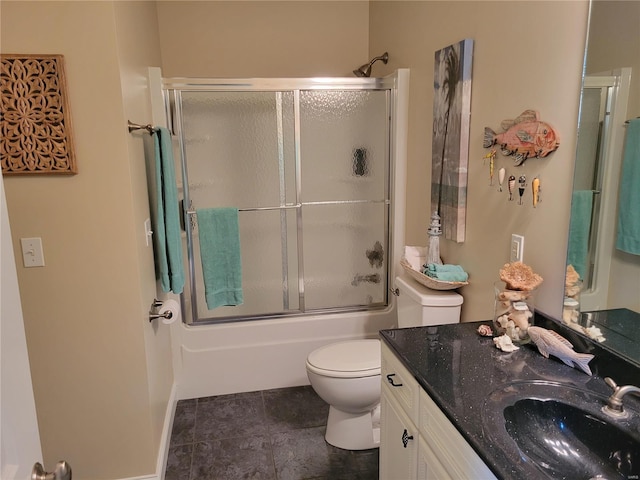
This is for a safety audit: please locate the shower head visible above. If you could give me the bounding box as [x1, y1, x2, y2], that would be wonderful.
[353, 52, 389, 78]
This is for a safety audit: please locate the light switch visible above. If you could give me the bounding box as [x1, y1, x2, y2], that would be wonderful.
[144, 218, 153, 247]
[21, 237, 45, 267]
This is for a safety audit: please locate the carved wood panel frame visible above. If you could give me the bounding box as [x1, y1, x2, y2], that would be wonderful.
[1, 54, 77, 175]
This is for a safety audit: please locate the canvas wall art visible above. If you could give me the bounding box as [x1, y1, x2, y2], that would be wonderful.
[431, 39, 473, 243]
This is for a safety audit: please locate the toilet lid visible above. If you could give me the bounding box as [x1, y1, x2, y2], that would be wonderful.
[307, 339, 381, 377]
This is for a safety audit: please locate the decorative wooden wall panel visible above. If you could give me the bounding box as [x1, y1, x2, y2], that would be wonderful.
[1, 54, 77, 175]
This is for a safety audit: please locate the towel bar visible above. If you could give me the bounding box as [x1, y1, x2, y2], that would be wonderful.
[128, 120, 155, 134]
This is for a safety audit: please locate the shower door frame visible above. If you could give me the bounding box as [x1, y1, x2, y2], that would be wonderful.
[163, 76, 399, 325]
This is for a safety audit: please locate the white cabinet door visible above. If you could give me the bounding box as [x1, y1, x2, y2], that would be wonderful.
[380, 388, 418, 480]
[417, 435, 452, 480]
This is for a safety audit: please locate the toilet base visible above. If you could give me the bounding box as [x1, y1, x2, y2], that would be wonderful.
[324, 404, 380, 450]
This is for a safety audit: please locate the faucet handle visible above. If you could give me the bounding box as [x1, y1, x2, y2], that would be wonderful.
[604, 377, 619, 391]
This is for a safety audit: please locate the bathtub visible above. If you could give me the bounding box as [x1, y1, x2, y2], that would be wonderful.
[170, 306, 396, 400]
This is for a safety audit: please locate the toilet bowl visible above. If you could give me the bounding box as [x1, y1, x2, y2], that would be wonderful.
[305, 339, 381, 450]
[306, 274, 463, 450]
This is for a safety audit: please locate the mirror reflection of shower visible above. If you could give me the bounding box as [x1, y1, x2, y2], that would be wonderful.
[568, 69, 631, 311]
[353, 52, 389, 77]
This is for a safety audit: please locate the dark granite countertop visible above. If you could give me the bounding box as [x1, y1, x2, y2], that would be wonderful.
[380, 315, 640, 480]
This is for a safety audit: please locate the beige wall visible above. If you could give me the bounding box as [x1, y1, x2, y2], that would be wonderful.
[369, 1, 589, 321]
[156, 0, 370, 78]
[587, 0, 640, 312]
[1, 2, 169, 478]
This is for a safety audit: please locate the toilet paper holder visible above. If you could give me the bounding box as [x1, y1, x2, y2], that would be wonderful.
[149, 299, 173, 322]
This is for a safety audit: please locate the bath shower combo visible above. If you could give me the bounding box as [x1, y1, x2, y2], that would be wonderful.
[141, 67, 410, 399]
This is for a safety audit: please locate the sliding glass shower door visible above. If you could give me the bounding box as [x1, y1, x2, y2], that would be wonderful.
[166, 79, 392, 324]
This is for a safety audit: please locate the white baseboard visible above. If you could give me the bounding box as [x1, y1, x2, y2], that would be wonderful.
[116, 382, 178, 480]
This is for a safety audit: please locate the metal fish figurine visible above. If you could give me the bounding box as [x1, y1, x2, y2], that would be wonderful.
[498, 167, 506, 192]
[532, 177, 541, 207]
[518, 175, 526, 205]
[508, 175, 516, 201]
[483, 110, 559, 166]
[527, 326, 594, 375]
[483, 149, 496, 185]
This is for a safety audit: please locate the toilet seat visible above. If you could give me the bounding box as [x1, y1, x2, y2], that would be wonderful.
[306, 339, 381, 378]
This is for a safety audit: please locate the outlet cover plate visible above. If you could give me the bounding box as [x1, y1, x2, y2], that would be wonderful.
[510, 234, 524, 263]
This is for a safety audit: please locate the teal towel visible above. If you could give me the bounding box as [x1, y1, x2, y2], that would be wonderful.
[616, 118, 640, 255]
[567, 190, 594, 279]
[154, 127, 184, 294]
[196, 208, 243, 309]
[423, 263, 468, 282]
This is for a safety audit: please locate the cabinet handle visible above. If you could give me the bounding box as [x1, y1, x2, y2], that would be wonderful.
[386, 373, 403, 387]
[402, 429, 414, 448]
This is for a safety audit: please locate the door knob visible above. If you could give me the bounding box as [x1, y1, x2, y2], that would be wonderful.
[32, 460, 72, 480]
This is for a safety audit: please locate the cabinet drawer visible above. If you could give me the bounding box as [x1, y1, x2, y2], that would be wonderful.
[419, 389, 497, 479]
[381, 342, 419, 422]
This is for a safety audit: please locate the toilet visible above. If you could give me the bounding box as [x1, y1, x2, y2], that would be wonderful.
[305, 274, 463, 450]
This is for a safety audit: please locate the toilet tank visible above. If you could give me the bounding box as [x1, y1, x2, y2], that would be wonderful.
[395, 275, 463, 327]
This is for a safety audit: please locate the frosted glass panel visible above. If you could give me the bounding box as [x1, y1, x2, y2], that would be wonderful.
[302, 203, 387, 310]
[194, 209, 300, 319]
[300, 90, 389, 202]
[171, 84, 393, 324]
[181, 91, 296, 208]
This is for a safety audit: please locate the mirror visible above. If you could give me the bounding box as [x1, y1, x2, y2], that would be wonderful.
[563, 0, 640, 365]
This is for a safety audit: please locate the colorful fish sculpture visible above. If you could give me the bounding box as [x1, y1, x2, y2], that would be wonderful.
[483, 110, 559, 166]
[527, 326, 594, 375]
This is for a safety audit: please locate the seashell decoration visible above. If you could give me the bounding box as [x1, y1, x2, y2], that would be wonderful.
[493, 334, 519, 352]
[494, 261, 543, 344]
[477, 324, 493, 337]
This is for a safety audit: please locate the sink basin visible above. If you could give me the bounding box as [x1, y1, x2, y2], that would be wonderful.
[482, 381, 640, 479]
[505, 397, 639, 478]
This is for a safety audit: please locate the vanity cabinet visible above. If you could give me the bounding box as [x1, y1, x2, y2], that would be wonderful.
[380, 342, 496, 480]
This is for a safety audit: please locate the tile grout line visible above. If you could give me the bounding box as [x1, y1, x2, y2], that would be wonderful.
[187, 398, 199, 480]
[261, 390, 280, 479]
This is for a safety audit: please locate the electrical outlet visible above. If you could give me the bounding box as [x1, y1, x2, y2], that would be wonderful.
[510, 234, 524, 263]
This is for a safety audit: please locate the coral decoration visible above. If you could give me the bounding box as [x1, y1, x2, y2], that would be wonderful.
[499, 262, 543, 291]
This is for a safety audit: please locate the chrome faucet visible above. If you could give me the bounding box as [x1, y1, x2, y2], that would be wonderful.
[602, 377, 640, 418]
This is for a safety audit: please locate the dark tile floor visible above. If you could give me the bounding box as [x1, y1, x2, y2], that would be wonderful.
[165, 385, 379, 480]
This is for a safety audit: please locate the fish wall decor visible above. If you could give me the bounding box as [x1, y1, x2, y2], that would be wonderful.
[483, 110, 559, 166]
